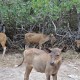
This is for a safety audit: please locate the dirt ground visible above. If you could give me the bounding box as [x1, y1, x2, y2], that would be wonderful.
[0, 50, 80, 80]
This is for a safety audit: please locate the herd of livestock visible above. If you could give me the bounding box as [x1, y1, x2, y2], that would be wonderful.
[0, 31, 80, 80]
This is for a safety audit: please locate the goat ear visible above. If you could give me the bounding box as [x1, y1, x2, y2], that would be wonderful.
[44, 48, 52, 53]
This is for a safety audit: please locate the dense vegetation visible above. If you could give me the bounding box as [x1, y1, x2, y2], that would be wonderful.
[0, 0, 80, 32]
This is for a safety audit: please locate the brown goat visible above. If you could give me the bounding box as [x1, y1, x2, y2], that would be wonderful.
[18, 48, 62, 80]
[25, 32, 56, 49]
[0, 33, 7, 58]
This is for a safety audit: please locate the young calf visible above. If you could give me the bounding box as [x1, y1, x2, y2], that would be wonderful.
[0, 33, 7, 58]
[25, 32, 56, 49]
[19, 48, 62, 80]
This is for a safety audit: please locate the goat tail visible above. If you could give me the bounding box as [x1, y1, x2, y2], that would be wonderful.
[14, 53, 24, 67]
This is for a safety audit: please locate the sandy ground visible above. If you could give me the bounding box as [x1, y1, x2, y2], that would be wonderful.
[0, 50, 80, 80]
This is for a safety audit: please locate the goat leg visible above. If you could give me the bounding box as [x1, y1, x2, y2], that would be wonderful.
[24, 65, 32, 80]
[46, 73, 50, 80]
[52, 74, 57, 80]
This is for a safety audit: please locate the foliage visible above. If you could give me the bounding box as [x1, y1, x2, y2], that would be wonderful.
[0, 0, 80, 29]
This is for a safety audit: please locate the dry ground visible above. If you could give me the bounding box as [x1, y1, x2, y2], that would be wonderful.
[0, 50, 80, 80]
